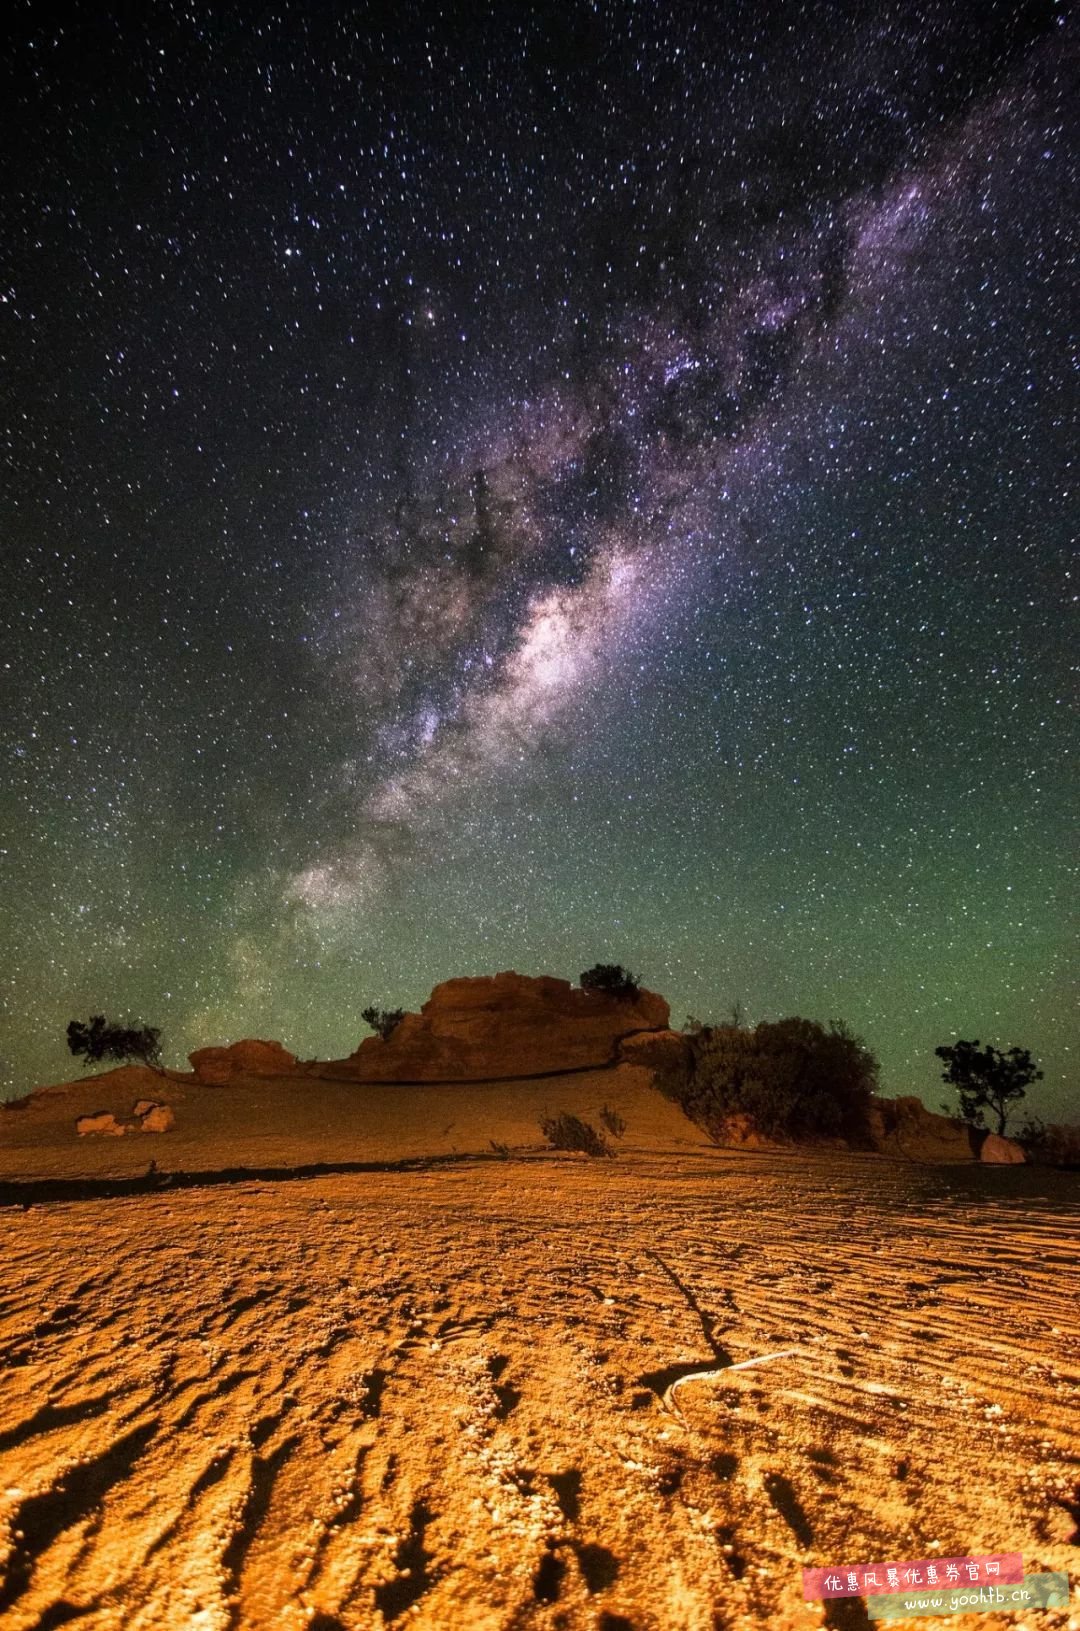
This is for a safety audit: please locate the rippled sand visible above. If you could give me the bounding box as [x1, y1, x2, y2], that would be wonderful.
[1, 1084, 1078, 1629]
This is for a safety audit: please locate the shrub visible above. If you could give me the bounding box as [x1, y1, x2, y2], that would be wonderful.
[598, 1103, 627, 1139]
[579, 963, 640, 1001]
[67, 1016, 163, 1073]
[538, 1112, 613, 1158]
[1013, 1117, 1080, 1169]
[1014, 1113, 1046, 1149]
[654, 1047, 695, 1107]
[664, 1016, 878, 1146]
[361, 1005, 405, 1041]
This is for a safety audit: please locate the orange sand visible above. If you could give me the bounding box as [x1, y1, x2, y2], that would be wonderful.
[0, 1068, 1077, 1629]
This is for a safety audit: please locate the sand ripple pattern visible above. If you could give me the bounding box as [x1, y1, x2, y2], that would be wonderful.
[0, 1152, 1077, 1629]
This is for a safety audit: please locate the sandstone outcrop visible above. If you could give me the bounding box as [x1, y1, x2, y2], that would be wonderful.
[978, 1132, 1025, 1164]
[189, 1039, 297, 1085]
[134, 1101, 175, 1133]
[616, 1029, 691, 1074]
[326, 972, 671, 1082]
[76, 1111, 126, 1137]
[867, 1096, 977, 1162]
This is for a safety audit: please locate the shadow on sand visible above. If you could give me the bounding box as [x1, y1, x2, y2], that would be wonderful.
[0, 1150, 530, 1210]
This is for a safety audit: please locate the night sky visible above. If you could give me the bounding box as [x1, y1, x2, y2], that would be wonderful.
[2, 2, 1076, 1119]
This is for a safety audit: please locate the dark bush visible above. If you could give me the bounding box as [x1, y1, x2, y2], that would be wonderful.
[663, 1016, 878, 1146]
[1013, 1117, 1080, 1169]
[361, 1005, 405, 1041]
[579, 964, 640, 1001]
[598, 1103, 627, 1139]
[67, 1016, 163, 1072]
[539, 1112, 613, 1157]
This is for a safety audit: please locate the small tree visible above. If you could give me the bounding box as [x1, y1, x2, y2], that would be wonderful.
[579, 963, 640, 1001]
[67, 1015, 163, 1073]
[361, 1005, 405, 1041]
[935, 1039, 1042, 1136]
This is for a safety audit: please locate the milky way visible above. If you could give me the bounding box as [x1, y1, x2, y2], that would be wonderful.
[2, 3, 1076, 1115]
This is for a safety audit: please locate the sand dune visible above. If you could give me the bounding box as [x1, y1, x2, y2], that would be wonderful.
[0, 1070, 1077, 1628]
[0, 1062, 700, 1183]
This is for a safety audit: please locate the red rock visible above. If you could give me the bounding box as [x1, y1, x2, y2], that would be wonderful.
[326, 972, 671, 1082]
[188, 1039, 297, 1085]
[76, 1111, 126, 1137]
[867, 1097, 977, 1162]
[135, 1102, 175, 1133]
[617, 1029, 691, 1074]
[979, 1132, 1025, 1164]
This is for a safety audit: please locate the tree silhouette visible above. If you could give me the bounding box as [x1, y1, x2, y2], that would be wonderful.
[935, 1039, 1042, 1135]
[361, 1005, 405, 1041]
[67, 1015, 163, 1073]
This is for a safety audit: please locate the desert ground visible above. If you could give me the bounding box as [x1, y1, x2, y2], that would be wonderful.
[1, 1064, 1078, 1631]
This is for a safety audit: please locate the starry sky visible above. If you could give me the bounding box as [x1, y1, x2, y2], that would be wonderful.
[2, 1, 1076, 1119]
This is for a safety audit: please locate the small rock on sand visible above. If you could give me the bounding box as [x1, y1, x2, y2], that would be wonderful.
[138, 1104, 175, 1133]
[76, 1112, 126, 1137]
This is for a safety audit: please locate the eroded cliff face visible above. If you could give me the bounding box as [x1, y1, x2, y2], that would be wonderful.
[324, 971, 671, 1082]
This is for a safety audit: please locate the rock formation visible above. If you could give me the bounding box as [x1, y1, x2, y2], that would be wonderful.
[867, 1096, 979, 1162]
[325, 972, 671, 1082]
[134, 1101, 175, 1133]
[978, 1131, 1026, 1164]
[616, 1029, 691, 1074]
[189, 1039, 297, 1085]
[74, 1100, 175, 1135]
[76, 1111, 126, 1137]
[696, 1097, 1022, 1161]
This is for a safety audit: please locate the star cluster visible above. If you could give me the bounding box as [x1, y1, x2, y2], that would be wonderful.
[2, 1, 1076, 1118]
